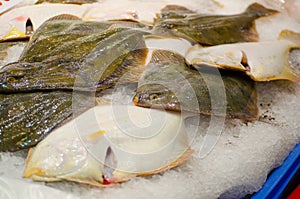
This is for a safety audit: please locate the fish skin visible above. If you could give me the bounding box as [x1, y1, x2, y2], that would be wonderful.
[0, 16, 149, 92]
[134, 50, 258, 121]
[0, 91, 73, 152]
[154, 3, 278, 45]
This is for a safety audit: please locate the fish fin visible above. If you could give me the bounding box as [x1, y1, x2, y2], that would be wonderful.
[245, 3, 278, 17]
[150, 50, 185, 65]
[114, 48, 149, 84]
[278, 30, 300, 45]
[243, 23, 259, 42]
[137, 148, 193, 177]
[102, 147, 118, 184]
[46, 14, 81, 22]
[161, 5, 192, 13]
[233, 88, 258, 121]
[95, 97, 112, 106]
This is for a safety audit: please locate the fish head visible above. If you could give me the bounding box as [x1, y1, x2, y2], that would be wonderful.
[0, 62, 38, 90]
[134, 83, 180, 111]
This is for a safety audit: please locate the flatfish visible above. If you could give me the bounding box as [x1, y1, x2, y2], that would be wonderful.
[134, 50, 258, 121]
[154, 3, 277, 45]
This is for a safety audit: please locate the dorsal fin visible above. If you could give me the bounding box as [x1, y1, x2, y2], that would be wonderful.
[150, 50, 185, 65]
[46, 14, 81, 22]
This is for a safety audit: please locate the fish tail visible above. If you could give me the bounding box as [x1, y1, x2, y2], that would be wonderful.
[246, 3, 278, 17]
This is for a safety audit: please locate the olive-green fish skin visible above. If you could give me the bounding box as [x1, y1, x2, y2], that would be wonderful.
[0, 91, 73, 152]
[154, 3, 278, 45]
[0, 18, 149, 92]
[134, 51, 258, 121]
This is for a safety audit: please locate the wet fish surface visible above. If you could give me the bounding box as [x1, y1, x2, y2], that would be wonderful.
[0, 91, 73, 152]
[134, 50, 258, 121]
[0, 15, 149, 92]
[154, 3, 277, 45]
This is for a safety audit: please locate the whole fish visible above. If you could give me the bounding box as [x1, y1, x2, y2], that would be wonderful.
[134, 50, 258, 121]
[154, 3, 278, 45]
[0, 15, 149, 92]
[0, 91, 73, 152]
[23, 103, 191, 186]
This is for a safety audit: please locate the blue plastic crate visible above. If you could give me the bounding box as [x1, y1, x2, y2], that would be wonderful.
[252, 142, 300, 199]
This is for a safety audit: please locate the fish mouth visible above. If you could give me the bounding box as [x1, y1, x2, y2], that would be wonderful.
[133, 94, 149, 108]
[133, 95, 139, 105]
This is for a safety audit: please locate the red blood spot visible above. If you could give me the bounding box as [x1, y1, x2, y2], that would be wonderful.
[103, 179, 111, 185]
[0, 2, 2, 6]
[102, 175, 111, 185]
[4, 0, 10, 2]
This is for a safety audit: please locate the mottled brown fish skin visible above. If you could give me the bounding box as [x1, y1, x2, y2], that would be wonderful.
[134, 50, 258, 121]
[154, 3, 278, 45]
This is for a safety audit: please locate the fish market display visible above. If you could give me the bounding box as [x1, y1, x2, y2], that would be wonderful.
[0, 15, 149, 92]
[134, 50, 258, 121]
[153, 3, 277, 45]
[0, 0, 299, 193]
[185, 39, 300, 82]
[24, 104, 191, 186]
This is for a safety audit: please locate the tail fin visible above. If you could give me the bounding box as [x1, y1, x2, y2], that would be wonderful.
[246, 3, 278, 17]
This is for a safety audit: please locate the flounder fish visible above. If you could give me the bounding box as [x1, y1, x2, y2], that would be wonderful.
[154, 3, 278, 45]
[0, 15, 149, 92]
[185, 31, 300, 82]
[23, 103, 191, 186]
[134, 50, 258, 121]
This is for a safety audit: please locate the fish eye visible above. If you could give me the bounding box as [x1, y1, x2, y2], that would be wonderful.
[149, 93, 159, 100]
[6, 77, 16, 83]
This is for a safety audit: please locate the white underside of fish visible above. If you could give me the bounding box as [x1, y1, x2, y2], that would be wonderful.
[0, 3, 90, 40]
[0, 42, 26, 68]
[24, 103, 191, 186]
[186, 39, 300, 82]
